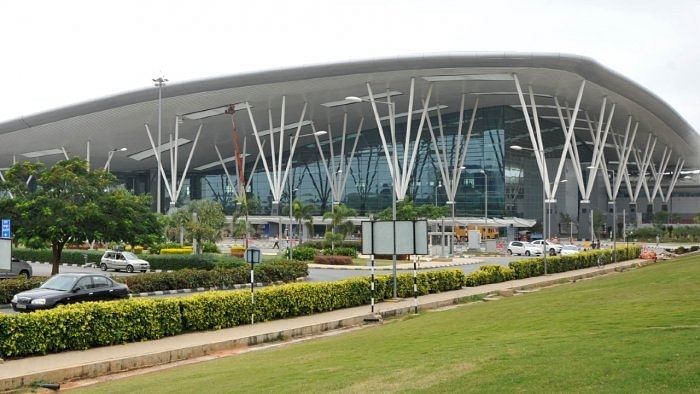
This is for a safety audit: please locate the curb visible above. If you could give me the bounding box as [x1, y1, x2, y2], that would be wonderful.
[308, 260, 480, 270]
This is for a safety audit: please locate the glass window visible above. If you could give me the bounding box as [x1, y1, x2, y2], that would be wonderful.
[92, 276, 111, 289]
[75, 277, 93, 290]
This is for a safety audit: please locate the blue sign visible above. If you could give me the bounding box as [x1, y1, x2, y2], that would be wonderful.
[1, 219, 10, 239]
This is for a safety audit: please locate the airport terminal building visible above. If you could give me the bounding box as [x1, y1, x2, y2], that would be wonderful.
[0, 53, 698, 239]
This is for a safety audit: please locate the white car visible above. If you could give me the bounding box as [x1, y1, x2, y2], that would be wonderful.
[100, 251, 150, 273]
[560, 245, 582, 256]
[507, 241, 543, 256]
[530, 240, 563, 255]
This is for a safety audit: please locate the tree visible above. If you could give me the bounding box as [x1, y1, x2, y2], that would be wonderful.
[292, 199, 315, 243]
[592, 210, 605, 241]
[376, 198, 448, 221]
[323, 204, 357, 249]
[0, 158, 162, 274]
[181, 200, 226, 254]
[653, 211, 669, 227]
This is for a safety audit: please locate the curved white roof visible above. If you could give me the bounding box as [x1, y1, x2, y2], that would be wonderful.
[0, 52, 697, 170]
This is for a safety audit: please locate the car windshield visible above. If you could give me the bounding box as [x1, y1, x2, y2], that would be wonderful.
[122, 252, 138, 260]
[40, 275, 78, 291]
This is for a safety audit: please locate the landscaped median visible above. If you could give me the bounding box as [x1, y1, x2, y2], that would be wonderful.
[0, 247, 641, 359]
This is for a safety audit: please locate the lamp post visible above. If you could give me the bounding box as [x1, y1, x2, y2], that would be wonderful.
[479, 169, 487, 225]
[346, 96, 399, 298]
[510, 145, 548, 274]
[104, 147, 127, 172]
[153, 76, 167, 213]
[287, 131, 326, 260]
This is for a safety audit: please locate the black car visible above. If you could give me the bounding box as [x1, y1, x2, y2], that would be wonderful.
[10, 273, 129, 312]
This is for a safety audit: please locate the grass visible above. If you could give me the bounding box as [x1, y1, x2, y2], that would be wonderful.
[73, 255, 700, 393]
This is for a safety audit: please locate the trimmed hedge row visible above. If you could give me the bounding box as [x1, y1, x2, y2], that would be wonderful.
[0, 278, 46, 304]
[0, 269, 463, 358]
[300, 240, 361, 251]
[10, 248, 244, 271]
[116, 261, 309, 293]
[313, 255, 353, 265]
[508, 246, 641, 279]
[322, 247, 358, 258]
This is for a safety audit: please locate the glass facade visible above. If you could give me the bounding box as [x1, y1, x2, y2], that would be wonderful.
[166, 105, 592, 219]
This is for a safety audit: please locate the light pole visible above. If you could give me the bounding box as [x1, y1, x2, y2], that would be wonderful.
[153, 76, 167, 213]
[104, 147, 127, 172]
[287, 131, 326, 259]
[346, 96, 399, 298]
[479, 169, 488, 225]
[510, 145, 548, 274]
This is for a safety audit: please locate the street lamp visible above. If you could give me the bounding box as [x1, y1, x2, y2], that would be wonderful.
[104, 147, 128, 172]
[153, 76, 167, 213]
[479, 169, 487, 225]
[510, 145, 548, 274]
[345, 95, 400, 298]
[287, 131, 326, 260]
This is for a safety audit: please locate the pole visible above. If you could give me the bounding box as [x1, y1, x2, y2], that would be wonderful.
[392, 187, 397, 298]
[484, 172, 488, 225]
[542, 157, 547, 275]
[613, 201, 617, 264]
[413, 256, 418, 314]
[451, 202, 455, 256]
[289, 136, 293, 262]
[371, 254, 375, 313]
[250, 261, 255, 324]
[156, 79, 163, 214]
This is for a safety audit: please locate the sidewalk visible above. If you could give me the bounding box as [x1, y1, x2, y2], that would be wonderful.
[0, 257, 654, 391]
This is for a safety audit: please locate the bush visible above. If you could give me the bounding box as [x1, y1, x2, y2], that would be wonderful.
[0, 299, 182, 358]
[117, 261, 308, 293]
[284, 246, 317, 261]
[160, 248, 193, 255]
[690, 245, 699, 252]
[0, 277, 46, 304]
[300, 240, 361, 251]
[322, 247, 358, 258]
[143, 253, 219, 271]
[674, 246, 687, 255]
[463, 265, 515, 287]
[314, 255, 353, 265]
[508, 246, 641, 280]
[202, 242, 220, 254]
[11, 248, 104, 265]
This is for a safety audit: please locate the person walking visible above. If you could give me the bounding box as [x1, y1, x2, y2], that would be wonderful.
[272, 236, 280, 249]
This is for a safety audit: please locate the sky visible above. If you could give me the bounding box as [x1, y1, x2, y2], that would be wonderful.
[1, 0, 699, 132]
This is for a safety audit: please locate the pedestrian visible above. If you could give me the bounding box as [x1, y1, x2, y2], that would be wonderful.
[273, 236, 279, 249]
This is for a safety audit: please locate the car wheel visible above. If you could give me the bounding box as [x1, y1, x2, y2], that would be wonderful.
[550, 248, 556, 254]
[100, 263, 108, 271]
[18, 270, 30, 279]
[126, 265, 134, 273]
[525, 251, 531, 256]
[140, 270, 147, 273]
[507, 249, 512, 255]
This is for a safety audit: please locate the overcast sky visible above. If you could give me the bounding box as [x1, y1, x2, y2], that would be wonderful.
[1, 0, 698, 132]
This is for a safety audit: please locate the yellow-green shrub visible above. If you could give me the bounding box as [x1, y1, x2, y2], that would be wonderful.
[160, 248, 193, 255]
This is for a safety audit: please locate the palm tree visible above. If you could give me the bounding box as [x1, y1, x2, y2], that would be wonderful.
[292, 199, 315, 245]
[323, 204, 357, 249]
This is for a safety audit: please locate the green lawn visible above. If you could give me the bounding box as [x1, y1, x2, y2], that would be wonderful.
[74, 255, 700, 393]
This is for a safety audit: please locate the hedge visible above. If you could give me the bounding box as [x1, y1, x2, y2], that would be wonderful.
[10, 248, 243, 271]
[464, 265, 515, 287]
[284, 246, 317, 261]
[322, 247, 358, 258]
[508, 246, 641, 279]
[313, 255, 353, 265]
[0, 269, 463, 358]
[0, 277, 46, 304]
[300, 240, 361, 251]
[117, 261, 309, 293]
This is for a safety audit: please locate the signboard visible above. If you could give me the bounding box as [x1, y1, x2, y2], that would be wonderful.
[1, 219, 10, 239]
[0, 238, 10, 270]
[361, 220, 428, 255]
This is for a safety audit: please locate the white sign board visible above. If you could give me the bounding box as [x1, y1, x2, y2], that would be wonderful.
[468, 230, 481, 250]
[361, 220, 428, 255]
[0, 239, 11, 270]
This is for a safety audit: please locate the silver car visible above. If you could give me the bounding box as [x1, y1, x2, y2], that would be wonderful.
[100, 251, 150, 273]
[0, 257, 33, 279]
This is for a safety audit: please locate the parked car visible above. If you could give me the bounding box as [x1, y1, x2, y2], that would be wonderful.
[10, 273, 129, 312]
[530, 240, 563, 255]
[100, 251, 150, 273]
[0, 257, 33, 279]
[507, 241, 543, 256]
[560, 245, 582, 256]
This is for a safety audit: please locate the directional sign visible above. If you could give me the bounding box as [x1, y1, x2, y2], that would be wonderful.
[1, 219, 10, 239]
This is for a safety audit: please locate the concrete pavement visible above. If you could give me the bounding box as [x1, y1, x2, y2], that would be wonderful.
[0, 256, 658, 391]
